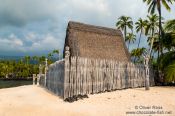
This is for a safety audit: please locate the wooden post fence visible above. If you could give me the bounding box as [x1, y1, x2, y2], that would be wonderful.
[39, 47, 155, 100]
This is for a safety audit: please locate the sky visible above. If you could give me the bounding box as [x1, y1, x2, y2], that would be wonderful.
[0, 0, 174, 56]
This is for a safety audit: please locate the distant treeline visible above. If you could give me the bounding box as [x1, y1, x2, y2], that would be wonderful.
[0, 50, 60, 79]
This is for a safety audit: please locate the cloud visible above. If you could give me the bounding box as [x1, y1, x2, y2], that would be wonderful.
[0, 0, 174, 28]
[0, 0, 112, 28]
[9, 34, 23, 46]
[0, 34, 24, 52]
[13, 39, 23, 46]
[0, 33, 62, 56]
[0, 0, 174, 56]
[0, 0, 61, 27]
[29, 34, 60, 51]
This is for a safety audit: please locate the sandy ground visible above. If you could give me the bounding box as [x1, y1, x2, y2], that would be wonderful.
[0, 86, 175, 116]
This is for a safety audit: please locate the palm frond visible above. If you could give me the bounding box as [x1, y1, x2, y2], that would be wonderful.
[162, 0, 171, 11]
[158, 51, 175, 70]
[165, 62, 175, 82]
[164, 19, 175, 32]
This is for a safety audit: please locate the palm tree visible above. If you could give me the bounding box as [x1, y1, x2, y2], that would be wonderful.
[131, 49, 139, 63]
[125, 33, 136, 50]
[143, 0, 175, 55]
[135, 18, 147, 48]
[164, 19, 175, 51]
[145, 14, 159, 36]
[145, 14, 159, 57]
[116, 16, 133, 40]
[164, 19, 175, 32]
[32, 56, 39, 64]
[131, 47, 146, 63]
[165, 63, 175, 82]
[147, 34, 161, 58]
[39, 56, 46, 64]
[52, 49, 60, 60]
[158, 51, 175, 83]
[2, 63, 9, 78]
[163, 33, 175, 51]
[24, 56, 31, 65]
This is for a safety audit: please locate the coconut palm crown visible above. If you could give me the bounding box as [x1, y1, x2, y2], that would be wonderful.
[135, 18, 147, 48]
[116, 16, 133, 41]
[143, 0, 175, 55]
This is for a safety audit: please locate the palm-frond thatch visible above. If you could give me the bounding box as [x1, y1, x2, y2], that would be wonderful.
[64, 21, 130, 62]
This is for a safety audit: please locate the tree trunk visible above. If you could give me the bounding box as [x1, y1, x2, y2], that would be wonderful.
[149, 29, 154, 58]
[158, 2, 163, 83]
[134, 31, 142, 63]
[150, 38, 154, 57]
[124, 26, 127, 41]
[137, 30, 142, 48]
[158, 2, 164, 56]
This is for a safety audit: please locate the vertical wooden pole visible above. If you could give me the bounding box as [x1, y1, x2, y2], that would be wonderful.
[33, 74, 35, 85]
[37, 64, 42, 86]
[144, 56, 150, 90]
[45, 58, 48, 87]
[64, 46, 70, 99]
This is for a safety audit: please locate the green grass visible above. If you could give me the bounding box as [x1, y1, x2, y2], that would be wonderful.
[0, 80, 32, 89]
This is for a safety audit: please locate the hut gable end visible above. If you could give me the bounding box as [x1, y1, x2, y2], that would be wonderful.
[64, 21, 130, 62]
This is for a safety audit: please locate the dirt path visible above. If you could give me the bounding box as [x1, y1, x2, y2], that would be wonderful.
[0, 85, 174, 116]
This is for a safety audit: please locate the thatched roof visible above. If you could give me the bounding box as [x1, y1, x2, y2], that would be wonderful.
[64, 21, 130, 62]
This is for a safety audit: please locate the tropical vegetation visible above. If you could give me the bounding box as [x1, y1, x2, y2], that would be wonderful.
[1, 1, 175, 85]
[116, 1, 175, 84]
[116, 16, 133, 41]
[0, 49, 60, 79]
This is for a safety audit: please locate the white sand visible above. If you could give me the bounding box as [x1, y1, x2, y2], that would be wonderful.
[0, 85, 175, 116]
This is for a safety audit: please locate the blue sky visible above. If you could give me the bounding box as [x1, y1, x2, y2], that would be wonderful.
[0, 0, 174, 56]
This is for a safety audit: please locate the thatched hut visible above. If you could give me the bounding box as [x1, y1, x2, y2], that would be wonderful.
[64, 21, 130, 62]
[40, 21, 154, 100]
